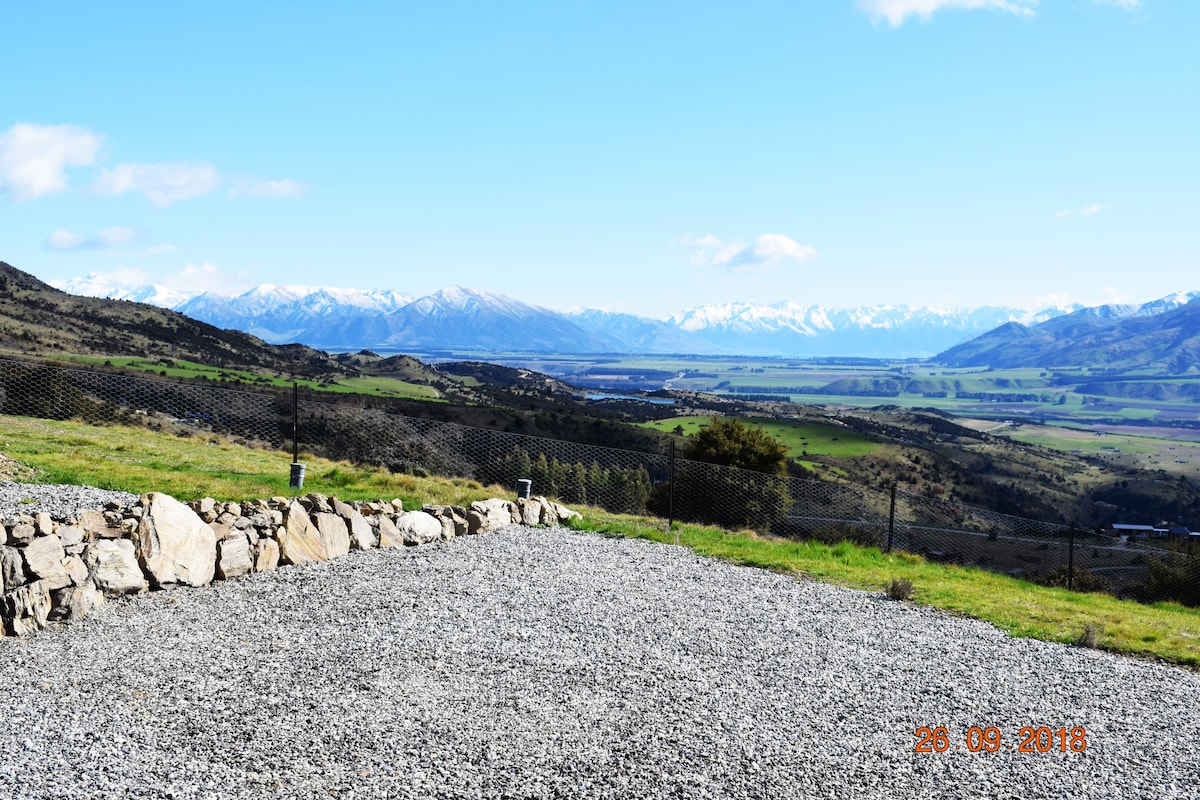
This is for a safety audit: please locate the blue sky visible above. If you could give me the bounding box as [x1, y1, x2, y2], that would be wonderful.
[1, 0, 1194, 316]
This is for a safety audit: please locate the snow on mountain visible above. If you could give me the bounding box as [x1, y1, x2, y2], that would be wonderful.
[404, 286, 540, 321]
[173, 285, 415, 346]
[51, 272, 1199, 357]
[1135, 291, 1200, 317]
[661, 301, 1059, 357]
[51, 273, 198, 308]
[385, 287, 616, 352]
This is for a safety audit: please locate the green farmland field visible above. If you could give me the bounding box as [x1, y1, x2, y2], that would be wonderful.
[51, 355, 443, 401]
[642, 416, 878, 458]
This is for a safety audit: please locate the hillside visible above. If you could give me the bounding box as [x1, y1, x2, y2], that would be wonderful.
[939, 299, 1200, 373]
[0, 262, 350, 380]
[7, 259, 1200, 529]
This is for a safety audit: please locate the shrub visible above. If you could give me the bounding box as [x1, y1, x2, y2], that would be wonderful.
[1127, 552, 1200, 608]
[1075, 622, 1104, 649]
[655, 417, 793, 531]
[887, 577, 914, 601]
[1037, 565, 1111, 594]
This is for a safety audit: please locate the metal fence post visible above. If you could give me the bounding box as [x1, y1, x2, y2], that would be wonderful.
[289, 382, 306, 491]
[886, 483, 896, 554]
[292, 382, 299, 464]
[669, 438, 677, 545]
[1067, 522, 1076, 592]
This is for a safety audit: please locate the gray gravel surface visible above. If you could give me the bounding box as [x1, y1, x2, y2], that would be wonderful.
[0, 482, 139, 521]
[3, 523, 1199, 799]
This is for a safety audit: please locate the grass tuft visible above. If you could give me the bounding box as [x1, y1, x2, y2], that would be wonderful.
[887, 577, 915, 601]
[1075, 622, 1104, 649]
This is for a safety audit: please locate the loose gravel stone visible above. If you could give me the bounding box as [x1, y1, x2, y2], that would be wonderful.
[0, 482, 138, 521]
[2, 523, 1198, 799]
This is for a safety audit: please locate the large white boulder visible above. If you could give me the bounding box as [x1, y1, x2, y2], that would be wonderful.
[136, 493, 217, 588]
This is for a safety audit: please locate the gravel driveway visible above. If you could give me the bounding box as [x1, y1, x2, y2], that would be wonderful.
[3, 524, 1198, 799]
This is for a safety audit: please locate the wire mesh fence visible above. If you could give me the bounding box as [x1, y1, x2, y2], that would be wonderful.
[0, 357, 282, 446]
[1, 356, 1198, 607]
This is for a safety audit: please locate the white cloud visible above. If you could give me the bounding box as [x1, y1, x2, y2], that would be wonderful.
[164, 261, 250, 294]
[678, 233, 818, 272]
[44, 225, 140, 251]
[93, 162, 221, 207]
[229, 178, 310, 198]
[50, 266, 153, 296]
[0, 123, 102, 203]
[1054, 203, 1107, 219]
[856, 0, 1038, 26]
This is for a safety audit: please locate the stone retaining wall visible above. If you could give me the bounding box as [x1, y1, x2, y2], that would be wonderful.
[0, 492, 580, 636]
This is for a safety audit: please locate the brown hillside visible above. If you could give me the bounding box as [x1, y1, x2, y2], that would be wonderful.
[0, 261, 349, 379]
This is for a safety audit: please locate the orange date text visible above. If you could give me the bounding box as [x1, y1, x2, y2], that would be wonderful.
[914, 726, 1087, 753]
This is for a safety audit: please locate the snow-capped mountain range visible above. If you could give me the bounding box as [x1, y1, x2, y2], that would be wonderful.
[50, 273, 1200, 358]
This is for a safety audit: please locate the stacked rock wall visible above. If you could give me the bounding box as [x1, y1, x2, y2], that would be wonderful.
[0, 492, 580, 636]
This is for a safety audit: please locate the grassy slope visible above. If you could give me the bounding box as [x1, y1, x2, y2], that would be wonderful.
[54, 355, 443, 401]
[2, 413, 1197, 668]
[0, 415, 497, 507]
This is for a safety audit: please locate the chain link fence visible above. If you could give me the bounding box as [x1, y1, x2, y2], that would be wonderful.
[2, 356, 1198, 607]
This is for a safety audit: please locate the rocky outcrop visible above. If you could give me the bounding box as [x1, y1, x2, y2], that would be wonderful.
[1, 491, 582, 636]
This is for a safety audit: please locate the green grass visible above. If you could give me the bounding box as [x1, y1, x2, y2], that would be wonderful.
[60, 356, 279, 385]
[52, 354, 443, 401]
[2, 412, 1198, 669]
[642, 416, 877, 458]
[0, 414, 499, 507]
[317, 376, 442, 399]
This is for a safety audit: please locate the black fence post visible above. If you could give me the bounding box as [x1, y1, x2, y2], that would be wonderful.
[292, 382, 299, 464]
[288, 382, 306, 491]
[1067, 522, 1076, 592]
[887, 483, 896, 554]
[669, 438, 677, 544]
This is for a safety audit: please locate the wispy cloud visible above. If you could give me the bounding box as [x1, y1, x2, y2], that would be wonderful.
[229, 178, 310, 199]
[677, 233, 818, 272]
[3, 122, 305, 209]
[164, 262, 250, 294]
[0, 123, 102, 203]
[856, 0, 1038, 27]
[44, 226, 141, 251]
[93, 162, 222, 207]
[49, 266, 153, 296]
[1053, 203, 1107, 219]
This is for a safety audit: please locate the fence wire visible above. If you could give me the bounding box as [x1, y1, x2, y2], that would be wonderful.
[0, 358, 281, 445]
[1, 356, 1198, 607]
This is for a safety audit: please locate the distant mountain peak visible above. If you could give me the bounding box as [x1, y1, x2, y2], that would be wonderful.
[47, 267, 1200, 360]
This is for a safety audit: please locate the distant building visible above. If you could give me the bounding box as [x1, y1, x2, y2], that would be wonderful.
[1109, 523, 1168, 539]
